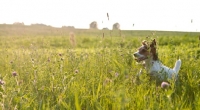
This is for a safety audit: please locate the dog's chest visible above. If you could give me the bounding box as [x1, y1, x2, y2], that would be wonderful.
[150, 61, 163, 72]
[145, 61, 162, 72]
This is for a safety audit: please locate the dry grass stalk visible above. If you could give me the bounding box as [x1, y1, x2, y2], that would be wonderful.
[69, 32, 76, 47]
[198, 35, 200, 47]
[122, 35, 125, 42]
[107, 13, 109, 21]
[119, 30, 121, 37]
[100, 32, 105, 42]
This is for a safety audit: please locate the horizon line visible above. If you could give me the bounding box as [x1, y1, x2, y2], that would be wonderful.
[0, 23, 199, 33]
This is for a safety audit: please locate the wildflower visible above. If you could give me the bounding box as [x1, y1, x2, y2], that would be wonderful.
[47, 57, 50, 62]
[0, 80, 5, 85]
[115, 72, 119, 77]
[12, 71, 17, 77]
[161, 82, 170, 89]
[75, 70, 79, 74]
[61, 58, 64, 61]
[59, 53, 62, 56]
[10, 61, 13, 64]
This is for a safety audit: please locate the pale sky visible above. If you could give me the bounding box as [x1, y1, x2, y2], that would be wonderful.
[0, 0, 200, 32]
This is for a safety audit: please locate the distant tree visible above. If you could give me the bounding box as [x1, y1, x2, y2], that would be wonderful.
[112, 23, 120, 30]
[13, 22, 24, 25]
[89, 21, 98, 29]
[31, 23, 50, 27]
[102, 27, 109, 30]
[62, 26, 75, 29]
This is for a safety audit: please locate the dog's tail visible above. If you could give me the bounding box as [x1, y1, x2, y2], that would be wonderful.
[173, 59, 181, 75]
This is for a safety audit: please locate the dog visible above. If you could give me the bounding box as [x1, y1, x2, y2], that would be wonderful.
[133, 39, 181, 83]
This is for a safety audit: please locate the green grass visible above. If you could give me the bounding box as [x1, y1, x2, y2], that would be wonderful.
[0, 26, 200, 109]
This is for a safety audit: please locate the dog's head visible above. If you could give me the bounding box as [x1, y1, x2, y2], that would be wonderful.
[134, 39, 158, 62]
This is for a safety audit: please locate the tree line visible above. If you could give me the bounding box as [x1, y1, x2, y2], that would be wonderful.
[90, 21, 120, 30]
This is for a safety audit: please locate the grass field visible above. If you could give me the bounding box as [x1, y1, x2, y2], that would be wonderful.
[0, 25, 200, 109]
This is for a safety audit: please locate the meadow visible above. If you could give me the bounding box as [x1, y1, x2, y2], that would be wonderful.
[0, 24, 200, 109]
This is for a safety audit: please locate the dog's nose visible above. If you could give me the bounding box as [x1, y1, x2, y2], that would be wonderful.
[133, 53, 137, 57]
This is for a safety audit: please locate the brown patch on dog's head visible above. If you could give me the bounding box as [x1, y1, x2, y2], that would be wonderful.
[142, 40, 147, 46]
[150, 39, 158, 60]
[139, 40, 149, 55]
[133, 40, 149, 62]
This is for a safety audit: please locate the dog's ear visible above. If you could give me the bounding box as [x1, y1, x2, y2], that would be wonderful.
[151, 39, 156, 46]
[153, 39, 156, 46]
[150, 39, 158, 60]
[150, 39, 156, 47]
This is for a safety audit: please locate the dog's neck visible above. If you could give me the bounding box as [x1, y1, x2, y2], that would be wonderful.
[143, 56, 160, 72]
[143, 56, 152, 68]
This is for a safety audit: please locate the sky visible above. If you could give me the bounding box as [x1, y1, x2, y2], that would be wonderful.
[0, 0, 200, 32]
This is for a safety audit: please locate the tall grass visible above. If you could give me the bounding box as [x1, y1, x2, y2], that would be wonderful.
[0, 30, 200, 109]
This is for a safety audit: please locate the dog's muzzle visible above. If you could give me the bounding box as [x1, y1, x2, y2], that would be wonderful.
[133, 53, 138, 57]
[133, 52, 147, 62]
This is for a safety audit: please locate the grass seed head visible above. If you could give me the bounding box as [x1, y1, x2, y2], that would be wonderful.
[161, 82, 170, 89]
[12, 71, 17, 77]
[107, 13, 109, 20]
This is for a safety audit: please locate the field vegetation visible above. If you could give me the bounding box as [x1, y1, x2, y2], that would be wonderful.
[0, 24, 200, 109]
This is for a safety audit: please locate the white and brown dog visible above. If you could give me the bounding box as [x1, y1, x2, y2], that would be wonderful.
[134, 39, 181, 83]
